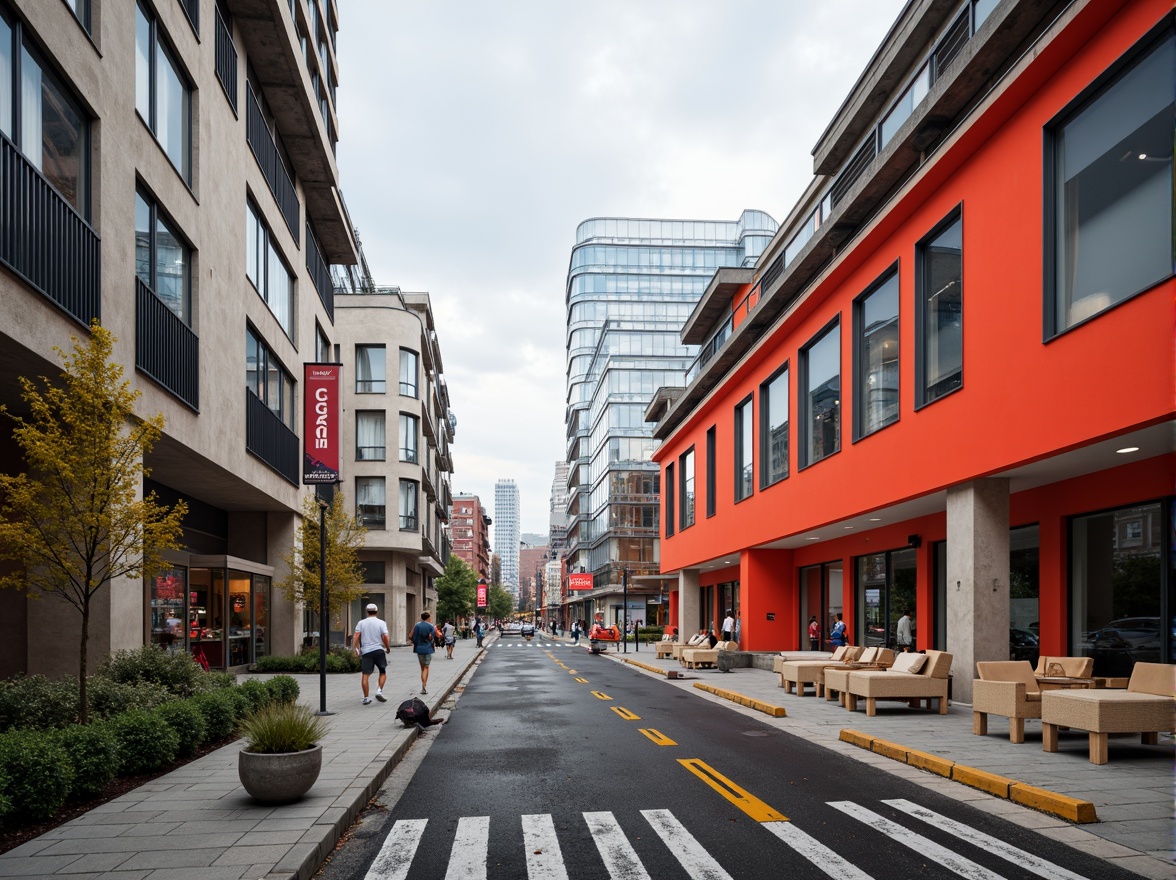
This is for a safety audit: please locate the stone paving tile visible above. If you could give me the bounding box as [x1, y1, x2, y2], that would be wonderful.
[233, 829, 306, 847]
[38, 832, 245, 856]
[140, 867, 248, 880]
[57, 852, 135, 873]
[95, 872, 152, 880]
[0, 854, 85, 876]
[1106, 855, 1176, 880]
[117, 824, 183, 838]
[117, 849, 221, 870]
[211, 845, 296, 867]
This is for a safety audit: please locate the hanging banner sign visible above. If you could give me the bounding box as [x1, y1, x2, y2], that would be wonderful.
[568, 573, 594, 592]
[303, 364, 341, 484]
[477, 583, 488, 607]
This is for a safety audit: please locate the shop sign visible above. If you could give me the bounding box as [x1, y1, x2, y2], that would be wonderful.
[476, 582, 487, 607]
[303, 364, 341, 484]
[568, 572, 593, 591]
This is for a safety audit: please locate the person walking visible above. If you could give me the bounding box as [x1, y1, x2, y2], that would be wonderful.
[411, 611, 438, 694]
[353, 603, 390, 705]
[808, 615, 820, 651]
[896, 609, 914, 652]
[830, 612, 848, 647]
[474, 618, 484, 648]
[571, 620, 581, 645]
[442, 619, 456, 659]
[720, 609, 735, 642]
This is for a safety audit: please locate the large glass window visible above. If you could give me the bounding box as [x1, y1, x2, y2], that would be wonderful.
[356, 345, 386, 393]
[1010, 524, 1040, 665]
[664, 462, 675, 538]
[679, 447, 695, 531]
[1071, 502, 1165, 677]
[857, 548, 917, 648]
[149, 567, 187, 655]
[399, 413, 419, 463]
[245, 327, 294, 427]
[355, 411, 385, 461]
[759, 364, 788, 487]
[855, 270, 899, 438]
[734, 396, 753, 501]
[355, 476, 386, 529]
[135, 190, 190, 323]
[0, 12, 89, 214]
[800, 321, 840, 467]
[1048, 32, 1174, 334]
[916, 211, 962, 406]
[246, 201, 294, 336]
[705, 425, 716, 518]
[135, 2, 191, 181]
[799, 561, 843, 652]
[399, 348, 419, 397]
[398, 479, 418, 531]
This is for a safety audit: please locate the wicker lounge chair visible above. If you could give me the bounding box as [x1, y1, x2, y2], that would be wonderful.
[681, 640, 738, 670]
[1041, 662, 1175, 764]
[655, 637, 680, 659]
[842, 650, 954, 716]
[771, 650, 834, 676]
[819, 648, 895, 700]
[778, 645, 862, 694]
[671, 634, 708, 661]
[973, 660, 1042, 743]
[1033, 656, 1094, 679]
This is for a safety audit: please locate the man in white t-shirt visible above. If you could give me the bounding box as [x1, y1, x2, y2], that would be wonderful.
[353, 603, 390, 705]
[721, 610, 735, 642]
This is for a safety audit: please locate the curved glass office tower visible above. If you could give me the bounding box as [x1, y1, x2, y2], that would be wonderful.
[563, 210, 777, 591]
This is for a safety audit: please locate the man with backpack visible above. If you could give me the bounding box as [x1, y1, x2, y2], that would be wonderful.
[410, 611, 438, 694]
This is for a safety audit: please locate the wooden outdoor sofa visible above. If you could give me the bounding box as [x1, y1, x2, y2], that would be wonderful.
[834, 650, 954, 716]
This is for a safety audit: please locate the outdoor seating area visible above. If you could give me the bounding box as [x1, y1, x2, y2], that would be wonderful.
[681, 640, 739, 669]
[777, 645, 860, 693]
[973, 660, 1044, 743]
[840, 650, 954, 717]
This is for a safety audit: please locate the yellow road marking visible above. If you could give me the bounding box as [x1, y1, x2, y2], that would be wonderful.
[611, 706, 640, 720]
[638, 728, 677, 746]
[678, 758, 787, 822]
[568, 670, 576, 674]
[575, 677, 588, 683]
[591, 691, 612, 701]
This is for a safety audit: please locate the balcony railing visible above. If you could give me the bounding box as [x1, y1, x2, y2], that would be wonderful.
[136, 278, 199, 410]
[306, 224, 333, 321]
[245, 390, 299, 485]
[0, 135, 100, 327]
[215, 4, 238, 113]
[246, 87, 300, 243]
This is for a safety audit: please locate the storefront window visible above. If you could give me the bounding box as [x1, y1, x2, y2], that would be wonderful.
[228, 572, 250, 666]
[149, 567, 186, 654]
[1010, 525, 1040, 665]
[857, 549, 916, 648]
[799, 561, 842, 651]
[253, 575, 270, 660]
[189, 568, 225, 669]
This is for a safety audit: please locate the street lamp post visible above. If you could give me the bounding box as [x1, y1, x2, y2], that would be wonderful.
[314, 483, 335, 717]
[622, 568, 628, 654]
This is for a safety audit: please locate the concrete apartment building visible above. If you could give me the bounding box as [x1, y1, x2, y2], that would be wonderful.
[494, 478, 520, 592]
[334, 288, 454, 645]
[451, 493, 492, 581]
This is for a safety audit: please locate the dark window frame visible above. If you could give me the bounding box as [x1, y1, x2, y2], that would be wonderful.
[798, 316, 842, 470]
[246, 197, 295, 337]
[914, 206, 963, 410]
[733, 394, 754, 502]
[679, 446, 695, 532]
[665, 461, 675, 538]
[398, 478, 419, 532]
[136, 186, 192, 325]
[135, 1, 193, 183]
[245, 324, 294, 428]
[759, 361, 790, 489]
[399, 347, 419, 398]
[852, 264, 901, 441]
[705, 425, 716, 518]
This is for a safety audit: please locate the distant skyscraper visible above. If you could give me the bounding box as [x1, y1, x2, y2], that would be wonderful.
[549, 461, 569, 554]
[494, 479, 520, 590]
[563, 211, 777, 590]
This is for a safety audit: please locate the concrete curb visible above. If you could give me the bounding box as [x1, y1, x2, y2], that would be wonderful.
[621, 658, 670, 676]
[692, 682, 787, 717]
[838, 728, 1098, 824]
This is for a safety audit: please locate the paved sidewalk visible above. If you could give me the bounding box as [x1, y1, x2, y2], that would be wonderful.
[601, 646, 1175, 880]
[0, 636, 490, 880]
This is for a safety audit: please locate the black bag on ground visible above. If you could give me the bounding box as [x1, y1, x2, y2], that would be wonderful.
[396, 697, 434, 727]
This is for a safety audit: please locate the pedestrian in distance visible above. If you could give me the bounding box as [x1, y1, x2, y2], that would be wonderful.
[442, 618, 456, 659]
[353, 603, 390, 705]
[474, 618, 484, 648]
[721, 609, 735, 642]
[830, 612, 848, 647]
[897, 608, 914, 652]
[808, 615, 820, 651]
[571, 620, 581, 645]
[411, 611, 438, 694]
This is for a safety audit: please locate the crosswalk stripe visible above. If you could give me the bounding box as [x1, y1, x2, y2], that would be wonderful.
[829, 802, 1004, 879]
[444, 816, 489, 880]
[364, 818, 427, 880]
[882, 799, 1088, 880]
[584, 811, 653, 880]
[641, 809, 734, 880]
[761, 821, 874, 880]
[522, 813, 569, 880]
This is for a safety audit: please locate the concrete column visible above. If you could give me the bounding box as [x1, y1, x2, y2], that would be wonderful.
[947, 478, 1010, 704]
[677, 568, 700, 639]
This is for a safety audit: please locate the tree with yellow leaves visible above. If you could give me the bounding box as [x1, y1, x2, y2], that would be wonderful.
[0, 323, 187, 723]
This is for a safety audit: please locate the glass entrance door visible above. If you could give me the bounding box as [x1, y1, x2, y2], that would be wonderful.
[856, 549, 916, 649]
[799, 561, 843, 650]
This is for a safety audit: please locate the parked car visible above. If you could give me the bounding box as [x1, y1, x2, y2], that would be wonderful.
[503, 622, 521, 635]
[1009, 627, 1040, 663]
[520, 623, 535, 638]
[1086, 617, 1162, 675]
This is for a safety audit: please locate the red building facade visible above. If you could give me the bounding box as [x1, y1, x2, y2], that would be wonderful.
[450, 494, 492, 581]
[649, 0, 1174, 701]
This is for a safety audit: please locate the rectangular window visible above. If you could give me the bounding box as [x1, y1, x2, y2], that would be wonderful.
[399, 349, 419, 397]
[356, 476, 386, 529]
[315, 325, 331, 363]
[854, 269, 900, 438]
[399, 413, 419, 463]
[665, 462, 675, 538]
[705, 425, 716, 517]
[135, 190, 191, 323]
[800, 320, 841, 467]
[734, 396, 753, 501]
[245, 327, 294, 427]
[1046, 31, 1174, 336]
[355, 411, 385, 461]
[679, 448, 695, 530]
[759, 364, 789, 488]
[0, 12, 89, 214]
[916, 211, 962, 406]
[136, 2, 191, 181]
[355, 345, 386, 393]
[246, 201, 295, 337]
[398, 479, 418, 531]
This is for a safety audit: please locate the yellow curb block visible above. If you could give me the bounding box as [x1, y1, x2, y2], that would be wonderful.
[838, 729, 1097, 824]
[622, 658, 670, 677]
[1010, 783, 1097, 824]
[692, 682, 787, 717]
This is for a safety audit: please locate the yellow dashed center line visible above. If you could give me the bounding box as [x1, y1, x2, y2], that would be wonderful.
[678, 758, 788, 822]
[611, 706, 640, 720]
[638, 728, 677, 746]
[575, 677, 588, 683]
[591, 691, 612, 701]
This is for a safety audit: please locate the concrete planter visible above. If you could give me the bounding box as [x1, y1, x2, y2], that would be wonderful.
[238, 744, 322, 804]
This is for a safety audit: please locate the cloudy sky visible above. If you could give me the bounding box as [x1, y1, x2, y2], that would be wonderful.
[336, 1, 907, 538]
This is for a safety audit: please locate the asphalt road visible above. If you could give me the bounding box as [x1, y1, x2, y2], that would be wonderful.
[319, 636, 1137, 880]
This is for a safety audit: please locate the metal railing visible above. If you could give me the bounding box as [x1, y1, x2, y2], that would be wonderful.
[245, 390, 299, 485]
[215, 4, 238, 113]
[0, 135, 100, 327]
[306, 224, 334, 321]
[136, 278, 199, 410]
[245, 87, 300, 243]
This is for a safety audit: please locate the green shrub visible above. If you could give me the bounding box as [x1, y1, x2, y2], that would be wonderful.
[238, 702, 329, 754]
[0, 730, 73, 820]
[191, 690, 237, 742]
[0, 675, 78, 731]
[98, 646, 203, 698]
[236, 679, 270, 714]
[87, 678, 175, 719]
[265, 675, 300, 705]
[155, 700, 207, 758]
[0, 764, 10, 818]
[109, 711, 180, 776]
[221, 687, 252, 721]
[51, 723, 119, 799]
[196, 671, 237, 692]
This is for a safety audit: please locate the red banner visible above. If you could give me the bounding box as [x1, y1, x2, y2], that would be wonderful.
[303, 364, 341, 484]
[568, 572, 593, 592]
[476, 583, 487, 607]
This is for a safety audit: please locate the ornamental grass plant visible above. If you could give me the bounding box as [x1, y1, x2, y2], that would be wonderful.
[238, 702, 328, 754]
